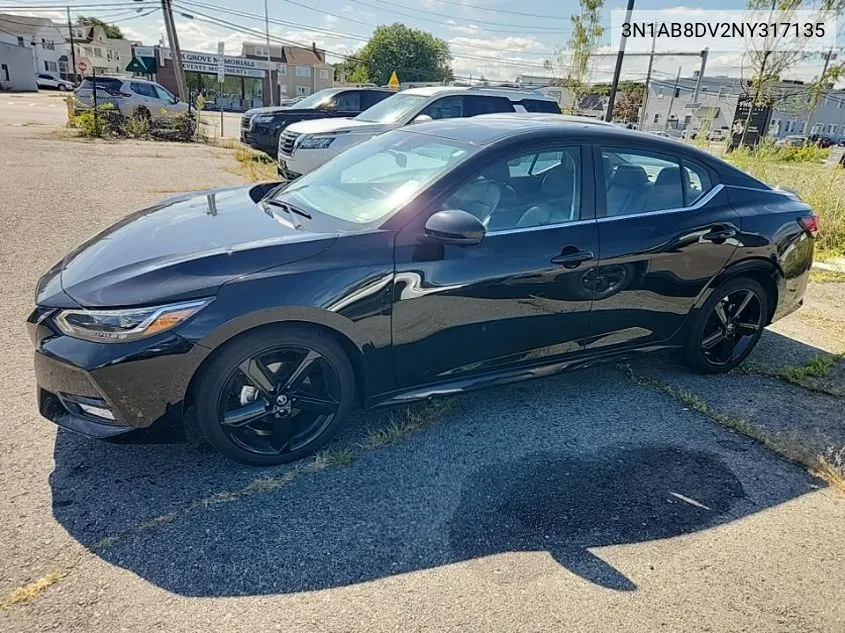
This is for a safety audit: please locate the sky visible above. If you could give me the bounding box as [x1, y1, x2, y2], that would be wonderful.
[1, 0, 840, 85]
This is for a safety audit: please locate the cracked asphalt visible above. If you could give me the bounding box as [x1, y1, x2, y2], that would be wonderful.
[1, 115, 844, 633]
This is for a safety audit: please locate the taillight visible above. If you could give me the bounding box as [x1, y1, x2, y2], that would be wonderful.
[798, 215, 819, 238]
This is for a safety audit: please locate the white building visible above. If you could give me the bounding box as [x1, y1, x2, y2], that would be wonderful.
[0, 13, 68, 88]
[65, 23, 135, 76]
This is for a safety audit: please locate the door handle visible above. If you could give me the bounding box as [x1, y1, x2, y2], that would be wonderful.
[702, 227, 737, 242]
[551, 249, 594, 268]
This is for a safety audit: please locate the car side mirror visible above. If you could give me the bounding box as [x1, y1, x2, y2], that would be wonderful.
[412, 114, 433, 124]
[321, 101, 338, 112]
[425, 210, 485, 246]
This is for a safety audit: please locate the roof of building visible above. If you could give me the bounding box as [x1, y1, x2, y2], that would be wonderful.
[281, 45, 328, 67]
[0, 12, 62, 35]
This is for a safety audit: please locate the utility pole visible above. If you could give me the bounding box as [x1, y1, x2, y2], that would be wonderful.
[805, 48, 835, 137]
[664, 65, 681, 131]
[691, 48, 709, 104]
[161, 0, 187, 101]
[639, 22, 657, 129]
[66, 6, 77, 83]
[264, 0, 273, 106]
[606, 0, 636, 121]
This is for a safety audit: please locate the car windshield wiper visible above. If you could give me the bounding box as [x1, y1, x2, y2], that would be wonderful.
[264, 197, 312, 219]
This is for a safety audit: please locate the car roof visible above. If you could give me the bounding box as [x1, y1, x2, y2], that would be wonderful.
[402, 85, 556, 102]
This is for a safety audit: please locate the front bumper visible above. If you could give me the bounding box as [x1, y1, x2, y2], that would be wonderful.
[28, 308, 211, 438]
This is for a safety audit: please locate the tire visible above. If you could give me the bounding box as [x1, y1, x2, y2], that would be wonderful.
[192, 326, 355, 466]
[134, 106, 151, 121]
[683, 277, 768, 374]
[58, 84, 67, 91]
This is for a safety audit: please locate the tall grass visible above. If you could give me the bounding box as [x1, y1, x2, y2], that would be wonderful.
[725, 146, 845, 256]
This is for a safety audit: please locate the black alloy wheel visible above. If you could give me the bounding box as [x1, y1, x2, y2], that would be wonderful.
[683, 277, 768, 373]
[193, 327, 354, 466]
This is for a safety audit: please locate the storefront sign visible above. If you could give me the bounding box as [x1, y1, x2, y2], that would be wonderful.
[162, 48, 268, 77]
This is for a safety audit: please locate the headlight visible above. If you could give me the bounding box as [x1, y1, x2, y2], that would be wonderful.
[297, 135, 336, 150]
[55, 298, 212, 343]
[253, 115, 275, 124]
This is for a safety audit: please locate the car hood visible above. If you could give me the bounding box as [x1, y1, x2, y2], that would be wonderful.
[287, 117, 389, 135]
[42, 186, 336, 308]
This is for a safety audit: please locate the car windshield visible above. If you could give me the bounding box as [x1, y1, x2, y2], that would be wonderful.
[355, 93, 428, 123]
[270, 129, 476, 225]
[290, 89, 338, 109]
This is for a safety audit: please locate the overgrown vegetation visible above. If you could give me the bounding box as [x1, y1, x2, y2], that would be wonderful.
[725, 146, 845, 256]
[71, 104, 200, 143]
[230, 147, 277, 182]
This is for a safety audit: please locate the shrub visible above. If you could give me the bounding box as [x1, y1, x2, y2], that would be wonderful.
[71, 107, 198, 143]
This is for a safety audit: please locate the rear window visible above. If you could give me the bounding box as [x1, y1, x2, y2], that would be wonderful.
[520, 99, 560, 113]
[79, 77, 123, 93]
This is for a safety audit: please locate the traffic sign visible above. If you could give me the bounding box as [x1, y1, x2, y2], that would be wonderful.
[76, 58, 91, 75]
[217, 41, 225, 83]
[388, 71, 400, 90]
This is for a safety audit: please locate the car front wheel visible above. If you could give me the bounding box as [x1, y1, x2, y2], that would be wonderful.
[683, 277, 768, 374]
[192, 326, 355, 466]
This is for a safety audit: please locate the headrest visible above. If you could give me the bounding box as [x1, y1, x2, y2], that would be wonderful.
[612, 165, 648, 187]
[654, 166, 682, 187]
[482, 161, 511, 183]
[541, 163, 575, 197]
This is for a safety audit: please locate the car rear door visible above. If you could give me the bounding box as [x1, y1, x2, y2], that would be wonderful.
[391, 141, 599, 387]
[585, 144, 739, 351]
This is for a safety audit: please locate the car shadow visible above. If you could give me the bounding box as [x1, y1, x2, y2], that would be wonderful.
[49, 355, 821, 597]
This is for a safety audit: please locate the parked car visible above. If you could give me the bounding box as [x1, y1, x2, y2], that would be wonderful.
[775, 135, 809, 148]
[74, 76, 189, 119]
[29, 114, 816, 466]
[277, 86, 561, 180]
[36, 73, 74, 91]
[707, 128, 728, 142]
[815, 136, 835, 148]
[240, 87, 393, 155]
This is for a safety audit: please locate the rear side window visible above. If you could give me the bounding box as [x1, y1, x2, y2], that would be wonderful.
[519, 99, 560, 113]
[422, 95, 463, 119]
[462, 95, 514, 116]
[684, 163, 712, 204]
[335, 91, 361, 111]
[602, 149, 684, 216]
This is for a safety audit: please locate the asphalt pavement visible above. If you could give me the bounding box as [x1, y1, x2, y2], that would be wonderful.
[0, 116, 844, 633]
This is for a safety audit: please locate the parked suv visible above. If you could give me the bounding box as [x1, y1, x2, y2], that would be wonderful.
[276, 86, 561, 180]
[241, 87, 393, 154]
[74, 76, 189, 119]
[36, 73, 74, 91]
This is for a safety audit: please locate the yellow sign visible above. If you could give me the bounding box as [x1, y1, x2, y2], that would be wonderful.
[388, 71, 400, 90]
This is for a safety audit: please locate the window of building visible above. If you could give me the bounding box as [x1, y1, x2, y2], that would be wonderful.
[296, 66, 311, 77]
[255, 46, 267, 57]
[277, 64, 286, 76]
[653, 113, 660, 123]
[295, 85, 311, 95]
[797, 121, 805, 132]
[2, 64, 10, 82]
[17, 36, 24, 47]
[319, 68, 329, 80]
[93, 47, 103, 57]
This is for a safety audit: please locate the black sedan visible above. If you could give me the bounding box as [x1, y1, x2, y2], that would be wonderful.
[29, 114, 817, 466]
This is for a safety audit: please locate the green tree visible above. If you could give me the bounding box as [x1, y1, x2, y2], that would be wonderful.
[543, 0, 604, 113]
[75, 16, 124, 39]
[354, 23, 453, 85]
[335, 60, 370, 84]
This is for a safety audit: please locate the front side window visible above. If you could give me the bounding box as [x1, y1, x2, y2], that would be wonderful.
[335, 91, 360, 111]
[444, 146, 582, 231]
[271, 130, 477, 226]
[130, 82, 157, 98]
[355, 93, 427, 123]
[422, 95, 463, 119]
[155, 85, 175, 101]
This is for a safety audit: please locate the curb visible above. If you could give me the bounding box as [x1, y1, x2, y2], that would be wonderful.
[813, 260, 845, 273]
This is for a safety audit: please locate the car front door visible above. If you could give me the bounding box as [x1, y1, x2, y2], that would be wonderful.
[391, 142, 599, 387]
[585, 145, 739, 351]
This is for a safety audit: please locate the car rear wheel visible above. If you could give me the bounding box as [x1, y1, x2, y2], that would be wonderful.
[683, 277, 768, 374]
[193, 326, 355, 466]
[58, 84, 67, 91]
[134, 106, 151, 121]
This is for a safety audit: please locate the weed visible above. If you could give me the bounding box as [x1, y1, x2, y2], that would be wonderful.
[0, 572, 60, 610]
[138, 513, 176, 530]
[813, 447, 845, 492]
[229, 147, 278, 183]
[778, 353, 843, 383]
[313, 448, 354, 469]
[810, 268, 845, 283]
[365, 400, 452, 448]
[88, 536, 119, 551]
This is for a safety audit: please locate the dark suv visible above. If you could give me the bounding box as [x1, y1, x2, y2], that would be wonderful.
[240, 87, 393, 154]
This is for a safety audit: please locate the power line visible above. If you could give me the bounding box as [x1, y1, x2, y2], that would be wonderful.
[342, 0, 570, 34]
[389, 0, 571, 20]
